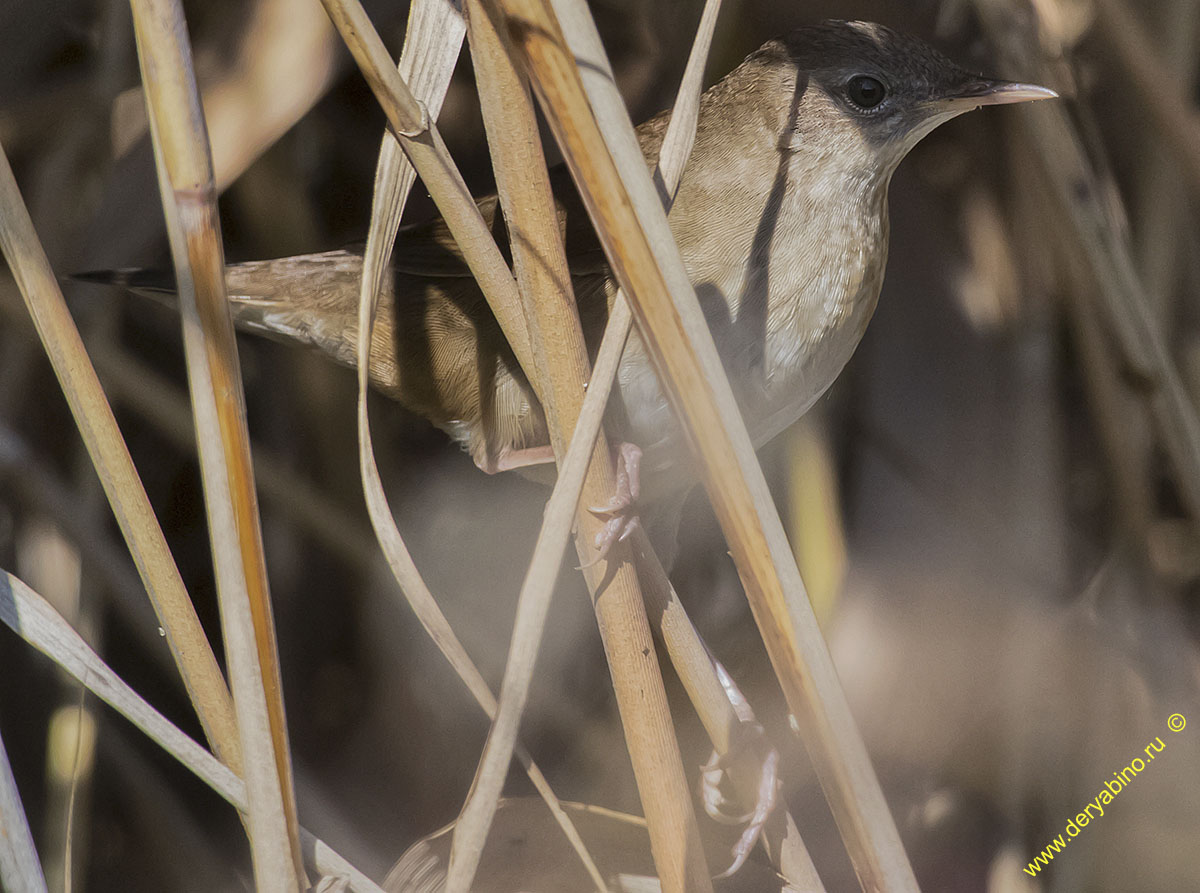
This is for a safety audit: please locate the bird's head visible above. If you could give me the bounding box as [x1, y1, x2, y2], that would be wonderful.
[738, 20, 1055, 185]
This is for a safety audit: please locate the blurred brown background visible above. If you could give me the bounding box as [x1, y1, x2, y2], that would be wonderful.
[2, 0, 1200, 890]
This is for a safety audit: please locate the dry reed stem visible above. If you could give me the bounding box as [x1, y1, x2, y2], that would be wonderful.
[0, 570, 386, 893]
[447, 4, 708, 891]
[1030, 1, 1155, 540]
[1127, 0, 1200, 318]
[628, 537, 823, 888]
[624, 2, 818, 879]
[1062, 225, 1156, 535]
[508, 1, 919, 888]
[320, 0, 605, 881]
[0, 143, 239, 774]
[564, 0, 819, 876]
[1008, 130, 1154, 539]
[972, 0, 1200, 525]
[1092, 0, 1200, 201]
[453, 0, 819, 883]
[0, 717, 46, 893]
[128, 0, 304, 886]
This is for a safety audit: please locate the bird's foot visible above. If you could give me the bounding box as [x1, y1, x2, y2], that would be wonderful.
[701, 659, 781, 878]
[579, 442, 642, 568]
[701, 723, 781, 879]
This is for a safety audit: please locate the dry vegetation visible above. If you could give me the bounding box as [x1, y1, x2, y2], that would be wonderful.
[1, 0, 1199, 891]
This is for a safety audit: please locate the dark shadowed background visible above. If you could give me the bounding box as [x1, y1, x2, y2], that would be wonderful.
[1, 0, 1199, 890]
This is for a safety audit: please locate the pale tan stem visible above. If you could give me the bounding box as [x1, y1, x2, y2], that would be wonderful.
[129, 0, 304, 885]
[447, 4, 710, 890]
[631, 535, 823, 888]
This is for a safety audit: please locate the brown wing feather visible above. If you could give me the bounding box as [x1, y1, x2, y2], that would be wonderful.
[222, 177, 618, 471]
[390, 166, 610, 279]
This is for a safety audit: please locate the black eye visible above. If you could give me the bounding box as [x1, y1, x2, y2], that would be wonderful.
[847, 75, 887, 110]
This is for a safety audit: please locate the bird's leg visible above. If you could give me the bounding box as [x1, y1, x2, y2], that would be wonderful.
[700, 659, 781, 878]
[581, 442, 643, 567]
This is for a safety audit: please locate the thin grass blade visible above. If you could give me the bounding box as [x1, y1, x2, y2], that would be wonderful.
[0, 569, 385, 893]
[0, 720, 46, 893]
[318, 0, 606, 883]
[0, 136, 238, 774]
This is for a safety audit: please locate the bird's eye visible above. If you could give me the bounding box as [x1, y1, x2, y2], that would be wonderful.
[847, 75, 887, 110]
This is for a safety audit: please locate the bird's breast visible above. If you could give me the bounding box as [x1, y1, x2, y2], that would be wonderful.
[707, 171, 891, 447]
[610, 164, 891, 488]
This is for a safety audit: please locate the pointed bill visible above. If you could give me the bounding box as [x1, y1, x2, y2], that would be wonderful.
[943, 78, 1059, 108]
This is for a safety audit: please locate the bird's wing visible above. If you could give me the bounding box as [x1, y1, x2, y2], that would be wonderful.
[390, 167, 610, 280]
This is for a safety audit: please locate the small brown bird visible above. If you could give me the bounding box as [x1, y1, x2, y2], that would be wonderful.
[89, 21, 1053, 542]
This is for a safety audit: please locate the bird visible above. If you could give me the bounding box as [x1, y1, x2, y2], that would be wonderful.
[82, 23, 1056, 873]
[84, 20, 1054, 560]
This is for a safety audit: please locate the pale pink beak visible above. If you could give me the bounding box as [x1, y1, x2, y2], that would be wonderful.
[940, 78, 1059, 109]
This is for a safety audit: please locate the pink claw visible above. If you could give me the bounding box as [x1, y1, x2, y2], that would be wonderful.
[579, 443, 644, 569]
[700, 659, 782, 879]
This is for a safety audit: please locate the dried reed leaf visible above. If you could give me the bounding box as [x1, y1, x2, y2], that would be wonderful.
[113, 0, 341, 191]
[205, 0, 339, 190]
[0, 569, 385, 893]
[0, 136, 239, 774]
[0, 719, 46, 893]
[129, 0, 303, 885]
[316, 0, 603, 882]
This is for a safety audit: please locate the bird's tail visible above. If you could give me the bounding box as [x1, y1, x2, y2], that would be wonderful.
[71, 267, 179, 309]
[73, 250, 373, 375]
